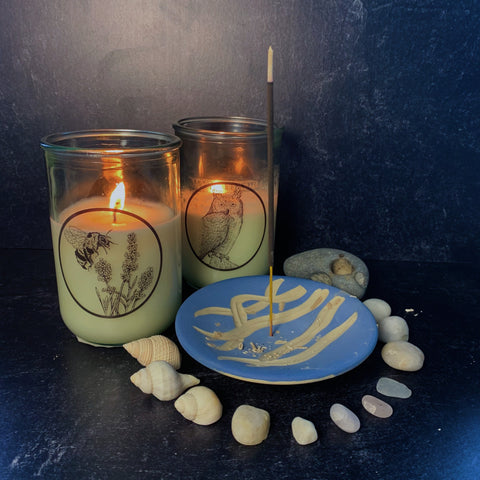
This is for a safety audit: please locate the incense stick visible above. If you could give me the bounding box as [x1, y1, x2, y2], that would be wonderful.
[267, 46, 274, 336]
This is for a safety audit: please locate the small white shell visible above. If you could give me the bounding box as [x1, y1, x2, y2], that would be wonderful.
[174, 386, 223, 425]
[124, 335, 181, 369]
[231, 405, 270, 445]
[291, 417, 318, 445]
[130, 360, 199, 401]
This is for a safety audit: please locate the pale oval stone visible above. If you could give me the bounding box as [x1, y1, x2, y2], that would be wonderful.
[381, 341, 424, 371]
[363, 298, 391, 323]
[361, 395, 393, 418]
[378, 315, 409, 343]
[231, 405, 270, 446]
[329, 403, 360, 433]
[376, 377, 412, 399]
[291, 417, 318, 445]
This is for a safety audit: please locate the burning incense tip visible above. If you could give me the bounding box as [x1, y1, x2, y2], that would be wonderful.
[268, 46, 273, 83]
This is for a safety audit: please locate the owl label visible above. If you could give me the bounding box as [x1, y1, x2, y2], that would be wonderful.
[184, 182, 267, 280]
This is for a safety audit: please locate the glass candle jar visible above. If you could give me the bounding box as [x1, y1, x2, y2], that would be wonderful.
[173, 117, 280, 289]
[41, 129, 182, 346]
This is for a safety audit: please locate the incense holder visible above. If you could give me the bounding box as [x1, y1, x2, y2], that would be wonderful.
[283, 248, 369, 298]
[175, 275, 377, 385]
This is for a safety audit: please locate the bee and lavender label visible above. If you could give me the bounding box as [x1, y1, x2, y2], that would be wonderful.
[182, 182, 268, 288]
[51, 199, 181, 345]
[59, 208, 162, 317]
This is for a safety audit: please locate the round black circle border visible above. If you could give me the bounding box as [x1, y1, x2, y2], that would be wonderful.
[184, 181, 267, 271]
[58, 207, 163, 318]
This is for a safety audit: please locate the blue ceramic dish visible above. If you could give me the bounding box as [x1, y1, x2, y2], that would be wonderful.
[175, 275, 377, 384]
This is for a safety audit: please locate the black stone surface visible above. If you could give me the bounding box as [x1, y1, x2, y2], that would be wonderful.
[1, 249, 479, 479]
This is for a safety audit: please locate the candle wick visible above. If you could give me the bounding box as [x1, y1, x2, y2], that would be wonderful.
[113, 200, 121, 224]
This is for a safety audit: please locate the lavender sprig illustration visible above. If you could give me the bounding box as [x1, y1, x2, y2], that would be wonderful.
[90, 232, 154, 317]
[112, 233, 140, 315]
[131, 266, 154, 310]
[95, 258, 116, 315]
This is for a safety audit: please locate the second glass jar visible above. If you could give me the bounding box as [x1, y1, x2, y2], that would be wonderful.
[173, 116, 280, 288]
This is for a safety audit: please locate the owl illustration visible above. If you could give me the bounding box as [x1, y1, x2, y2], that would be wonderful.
[198, 187, 244, 269]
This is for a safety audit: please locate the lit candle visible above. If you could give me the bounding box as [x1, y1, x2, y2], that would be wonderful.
[173, 116, 280, 289]
[182, 180, 269, 288]
[50, 184, 181, 346]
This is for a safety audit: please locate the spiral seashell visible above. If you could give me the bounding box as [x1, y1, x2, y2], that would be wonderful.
[174, 386, 223, 425]
[130, 360, 200, 401]
[123, 335, 181, 369]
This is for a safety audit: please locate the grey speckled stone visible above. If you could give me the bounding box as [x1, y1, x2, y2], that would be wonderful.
[283, 248, 369, 298]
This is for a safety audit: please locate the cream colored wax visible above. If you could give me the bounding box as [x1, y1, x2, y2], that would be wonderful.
[51, 197, 181, 346]
[182, 185, 269, 288]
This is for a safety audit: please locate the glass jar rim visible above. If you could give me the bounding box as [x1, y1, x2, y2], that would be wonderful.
[40, 129, 182, 155]
[173, 116, 271, 142]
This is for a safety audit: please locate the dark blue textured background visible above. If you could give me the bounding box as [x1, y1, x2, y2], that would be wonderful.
[1, 0, 478, 264]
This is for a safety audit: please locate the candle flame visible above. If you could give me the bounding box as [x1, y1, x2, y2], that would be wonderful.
[109, 182, 126, 210]
[209, 183, 226, 194]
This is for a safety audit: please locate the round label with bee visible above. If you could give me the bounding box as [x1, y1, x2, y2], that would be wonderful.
[58, 208, 162, 318]
[184, 182, 266, 271]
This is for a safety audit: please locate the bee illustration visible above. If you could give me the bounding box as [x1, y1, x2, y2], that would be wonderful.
[63, 226, 115, 270]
